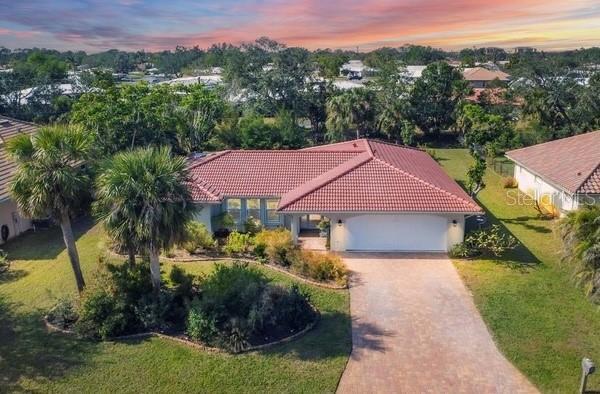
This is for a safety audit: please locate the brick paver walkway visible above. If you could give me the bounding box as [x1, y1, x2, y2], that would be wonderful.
[337, 253, 538, 394]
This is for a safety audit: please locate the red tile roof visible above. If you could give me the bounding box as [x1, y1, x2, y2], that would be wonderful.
[0, 116, 38, 200]
[188, 139, 482, 213]
[506, 131, 600, 194]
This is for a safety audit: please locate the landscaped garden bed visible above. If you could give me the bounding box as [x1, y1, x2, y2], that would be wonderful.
[45, 259, 319, 354]
[149, 222, 349, 288]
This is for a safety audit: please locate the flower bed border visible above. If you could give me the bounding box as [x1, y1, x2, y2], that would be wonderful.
[43, 307, 320, 354]
[108, 251, 348, 290]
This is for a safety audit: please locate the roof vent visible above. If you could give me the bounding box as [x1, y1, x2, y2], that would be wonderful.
[0, 121, 12, 127]
[577, 171, 582, 176]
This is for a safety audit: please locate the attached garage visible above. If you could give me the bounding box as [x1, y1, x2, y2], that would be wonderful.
[343, 214, 448, 252]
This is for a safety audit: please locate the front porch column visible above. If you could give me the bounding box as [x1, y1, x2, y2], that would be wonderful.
[290, 214, 300, 244]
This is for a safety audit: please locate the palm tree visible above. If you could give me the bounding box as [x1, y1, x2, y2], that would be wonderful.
[326, 88, 375, 141]
[8, 125, 93, 292]
[94, 146, 195, 292]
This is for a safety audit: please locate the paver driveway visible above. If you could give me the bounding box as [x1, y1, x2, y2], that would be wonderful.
[337, 253, 538, 394]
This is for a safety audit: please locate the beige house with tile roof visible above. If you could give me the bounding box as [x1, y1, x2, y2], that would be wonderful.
[506, 131, 600, 216]
[0, 116, 37, 243]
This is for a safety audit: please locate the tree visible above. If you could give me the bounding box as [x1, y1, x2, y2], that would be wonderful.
[70, 82, 226, 155]
[466, 154, 486, 197]
[94, 147, 196, 292]
[326, 88, 376, 141]
[457, 103, 517, 153]
[8, 125, 93, 292]
[178, 84, 226, 154]
[408, 62, 469, 135]
[370, 61, 411, 142]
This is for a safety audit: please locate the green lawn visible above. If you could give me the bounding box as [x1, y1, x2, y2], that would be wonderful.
[0, 220, 351, 393]
[437, 149, 600, 393]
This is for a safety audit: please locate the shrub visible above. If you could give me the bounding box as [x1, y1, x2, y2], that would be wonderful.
[186, 262, 315, 352]
[449, 242, 479, 258]
[181, 221, 216, 253]
[47, 297, 78, 330]
[254, 228, 295, 266]
[290, 250, 348, 286]
[450, 224, 518, 259]
[0, 250, 8, 274]
[502, 176, 518, 188]
[559, 205, 600, 302]
[223, 231, 253, 255]
[243, 217, 262, 235]
[76, 287, 130, 339]
[213, 212, 235, 231]
[75, 259, 200, 339]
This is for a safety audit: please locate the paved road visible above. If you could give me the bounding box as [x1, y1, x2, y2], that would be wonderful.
[336, 252, 538, 394]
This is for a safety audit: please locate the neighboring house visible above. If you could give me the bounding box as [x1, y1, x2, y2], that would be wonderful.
[187, 139, 482, 252]
[462, 67, 510, 88]
[403, 65, 427, 80]
[506, 131, 600, 215]
[0, 116, 36, 244]
[340, 60, 375, 80]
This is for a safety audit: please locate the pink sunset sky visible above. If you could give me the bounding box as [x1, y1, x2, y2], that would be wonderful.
[0, 0, 599, 52]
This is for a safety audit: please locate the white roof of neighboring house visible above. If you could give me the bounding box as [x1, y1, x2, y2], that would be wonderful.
[3, 84, 78, 105]
[404, 65, 427, 79]
[160, 75, 223, 86]
[341, 60, 375, 73]
[332, 80, 365, 90]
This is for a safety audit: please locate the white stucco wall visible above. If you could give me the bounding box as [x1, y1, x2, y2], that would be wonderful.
[513, 164, 578, 213]
[193, 203, 215, 233]
[0, 199, 32, 244]
[327, 213, 465, 252]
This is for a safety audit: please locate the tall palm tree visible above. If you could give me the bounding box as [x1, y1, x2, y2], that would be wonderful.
[8, 125, 93, 292]
[94, 146, 195, 292]
[326, 88, 375, 141]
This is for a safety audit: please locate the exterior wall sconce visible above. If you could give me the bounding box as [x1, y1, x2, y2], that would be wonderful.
[337, 219, 343, 227]
[451, 219, 458, 227]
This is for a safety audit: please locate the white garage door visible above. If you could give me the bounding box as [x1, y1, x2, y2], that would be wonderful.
[345, 214, 448, 251]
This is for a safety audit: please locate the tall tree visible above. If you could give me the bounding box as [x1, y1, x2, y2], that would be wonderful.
[326, 88, 376, 141]
[8, 125, 93, 292]
[408, 62, 469, 135]
[94, 147, 195, 292]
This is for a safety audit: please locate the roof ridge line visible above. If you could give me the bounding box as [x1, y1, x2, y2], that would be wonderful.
[577, 163, 600, 193]
[506, 130, 600, 157]
[372, 157, 480, 211]
[300, 138, 368, 151]
[186, 150, 230, 171]
[367, 138, 425, 152]
[278, 151, 372, 210]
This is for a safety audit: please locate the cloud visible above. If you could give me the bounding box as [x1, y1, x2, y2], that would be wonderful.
[0, 0, 598, 51]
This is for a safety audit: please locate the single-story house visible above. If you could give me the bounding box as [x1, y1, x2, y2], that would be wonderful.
[187, 139, 482, 252]
[0, 116, 37, 244]
[462, 67, 510, 88]
[505, 131, 600, 215]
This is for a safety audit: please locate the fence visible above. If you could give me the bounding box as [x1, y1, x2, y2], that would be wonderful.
[490, 158, 514, 177]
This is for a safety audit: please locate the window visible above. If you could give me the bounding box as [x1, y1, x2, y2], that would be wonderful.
[226, 199, 241, 224]
[246, 199, 261, 224]
[266, 199, 280, 224]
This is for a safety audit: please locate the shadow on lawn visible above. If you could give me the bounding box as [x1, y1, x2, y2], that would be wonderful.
[0, 296, 99, 391]
[3, 217, 94, 261]
[0, 268, 28, 284]
[499, 216, 553, 235]
[266, 310, 352, 361]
